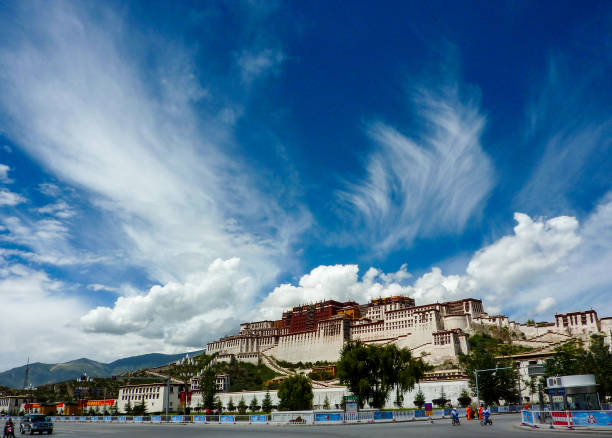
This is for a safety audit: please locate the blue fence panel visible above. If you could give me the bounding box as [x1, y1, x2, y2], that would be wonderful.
[193, 415, 206, 423]
[90, 416, 98, 422]
[104, 416, 112, 422]
[151, 415, 161, 423]
[117, 416, 126, 423]
[315, 413, 343, 422]
[220, 415, 235, 423]
[521, 410, 535, 425]
[571, 411, 612, 427]
[414, 410, 425, 418]
[133, 416, 143, 423]
[171, 415, 183, 423]
[374, 411, 394, 421]
[250, 415, 268, 423]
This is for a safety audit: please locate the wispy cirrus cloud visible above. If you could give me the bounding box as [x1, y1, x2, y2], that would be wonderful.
[0, 163, 13, 183]
[0, 189, 25, 206]
[517, 58, 612, 213]
[338, 82, 494, 253]
[236, 48, 286, 83]
[0, 1, 309, 367]
[0, 1, 307, 281]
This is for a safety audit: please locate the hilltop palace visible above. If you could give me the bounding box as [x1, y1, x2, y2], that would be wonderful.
[207, 296, 612, 365]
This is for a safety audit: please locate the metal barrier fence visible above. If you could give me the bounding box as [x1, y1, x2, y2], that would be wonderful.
[0, 406, 525, 427]
[521, 410, 612, 430]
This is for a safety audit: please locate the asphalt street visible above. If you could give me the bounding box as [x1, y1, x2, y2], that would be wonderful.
[43, 414, 602, 437]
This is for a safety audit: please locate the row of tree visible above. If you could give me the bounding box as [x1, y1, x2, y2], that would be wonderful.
[543, 335, 612, 398]
[458, 332, 612, 405]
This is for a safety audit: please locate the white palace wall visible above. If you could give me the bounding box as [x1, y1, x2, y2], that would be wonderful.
[190, 379, 470, 411]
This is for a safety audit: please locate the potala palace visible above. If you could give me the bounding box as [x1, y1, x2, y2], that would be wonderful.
[207, 296, 612, 365]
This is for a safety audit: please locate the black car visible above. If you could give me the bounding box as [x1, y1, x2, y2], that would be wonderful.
[19, 414, 53, 435]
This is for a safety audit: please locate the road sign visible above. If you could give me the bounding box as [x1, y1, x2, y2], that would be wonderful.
[547, 387, 566, 396]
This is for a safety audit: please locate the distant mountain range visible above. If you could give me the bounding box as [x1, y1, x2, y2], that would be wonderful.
[0, 351, 203, 388]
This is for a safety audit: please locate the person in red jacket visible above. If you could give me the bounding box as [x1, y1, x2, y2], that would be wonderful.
[466, 406, 472, 420]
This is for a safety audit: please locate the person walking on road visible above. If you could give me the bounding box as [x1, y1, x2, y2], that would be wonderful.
[466, 406, 472, 420]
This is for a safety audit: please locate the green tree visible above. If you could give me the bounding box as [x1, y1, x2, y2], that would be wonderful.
[125, 400, 132, 415]
[545, 336, 612, 400]
[459, 334, 520, 405]
[227, 397, 235, 412]
[457, 388, 472, 407]
[277, 375, 313, 411]
[110, 403, 118, 416]
[414, 387, 426, 409]
[337, 341, 427, 409]
[323, 395, 330, 410]
[544, 339, 588, 376]
[237, 396, 247, 414]
[586, 335, 612, 399]
[262, 390, 273, 413]
[133, 398, 147, 415]
[199, 366, 217, 411]
[249, 396, 259, 412]
[432, 386, 450, 407]
[214, 396, 223, 412]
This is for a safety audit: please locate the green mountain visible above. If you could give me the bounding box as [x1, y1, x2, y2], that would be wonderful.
[0, 351, 203, 388]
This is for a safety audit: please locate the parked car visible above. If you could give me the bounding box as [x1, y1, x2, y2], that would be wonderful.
[19, 414, 53, 435]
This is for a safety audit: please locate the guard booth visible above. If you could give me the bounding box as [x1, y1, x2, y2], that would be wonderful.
[546, 375, 600, 411]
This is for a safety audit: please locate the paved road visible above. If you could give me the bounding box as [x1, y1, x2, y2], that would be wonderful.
[45, 414, 595, 437]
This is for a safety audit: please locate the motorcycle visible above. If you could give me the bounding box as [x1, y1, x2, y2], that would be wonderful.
[4, 423, 15, 438]
[452, 415, 461, 426]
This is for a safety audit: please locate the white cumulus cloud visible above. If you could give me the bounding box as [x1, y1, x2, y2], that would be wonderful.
[81, 258, 257, 346]
[258, 264, 414, 319]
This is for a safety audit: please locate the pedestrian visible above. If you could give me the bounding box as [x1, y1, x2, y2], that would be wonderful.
[466, 405, 471, 420]
[478, 404, 483, 420]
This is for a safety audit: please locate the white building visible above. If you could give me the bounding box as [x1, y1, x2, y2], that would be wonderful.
[117, 383, 182, 414]
[0, 395, 27, 415]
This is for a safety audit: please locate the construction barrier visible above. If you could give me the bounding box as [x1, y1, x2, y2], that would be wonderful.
[522, 410, 612, 430]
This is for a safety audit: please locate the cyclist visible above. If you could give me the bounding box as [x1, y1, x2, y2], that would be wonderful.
[483, 406, 491, 425]
[450, 406, 460, 425]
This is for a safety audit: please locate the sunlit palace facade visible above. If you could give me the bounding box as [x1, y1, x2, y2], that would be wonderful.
[206, 296, 612, 365]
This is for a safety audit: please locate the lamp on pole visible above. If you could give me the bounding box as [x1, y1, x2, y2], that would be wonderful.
[474, 366, 514, 406]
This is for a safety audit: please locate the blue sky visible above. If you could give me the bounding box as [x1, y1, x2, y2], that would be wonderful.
[0, 0, 610, 370]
